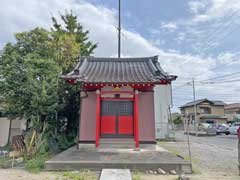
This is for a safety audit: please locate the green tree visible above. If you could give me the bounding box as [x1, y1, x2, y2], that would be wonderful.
[0, 11, 97, 154]
[51, 10, 97, 73]
[173, 116, 183, 125]
[51, 11, 97, 135]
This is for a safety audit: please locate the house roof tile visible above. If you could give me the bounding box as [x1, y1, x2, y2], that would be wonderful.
[225, 103, 240, 110]
[61, 56, 177, 83]
[180, 99, 225, 108]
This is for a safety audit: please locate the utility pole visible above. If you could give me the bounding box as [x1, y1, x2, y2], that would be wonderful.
[186, 116, 193, 171]
[118, 0, 121, 59]
[192, 78, 197, 130]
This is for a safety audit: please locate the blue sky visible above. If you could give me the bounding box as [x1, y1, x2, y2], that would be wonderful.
[1, 0, 240, 111]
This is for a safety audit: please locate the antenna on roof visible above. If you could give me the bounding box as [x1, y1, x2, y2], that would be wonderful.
[118, 0, 121, 59]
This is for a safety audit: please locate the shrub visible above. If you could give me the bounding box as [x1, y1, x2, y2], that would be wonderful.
[25, 155, 47, 173]
[173, 116, 183, 125]
[0, 157, 12, 168]
[57, 133, 75, 151]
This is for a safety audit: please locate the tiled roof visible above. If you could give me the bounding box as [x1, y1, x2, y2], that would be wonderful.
[200, 115, 227, 119]
[180, 99, 225, 108]
[61, 56, 177, 83]
[225, 103, 240, 110]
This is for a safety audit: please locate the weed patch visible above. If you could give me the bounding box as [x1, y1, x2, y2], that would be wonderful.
[0, 157, 12, 168]
[132, 170, 142, 180]
[61, 170, 97, 180]
[25, 155, 49, 173]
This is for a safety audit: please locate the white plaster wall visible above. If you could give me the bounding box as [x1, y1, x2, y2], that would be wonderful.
[0, 118, 10, 147]
[154, 84, 172, 139]
[0, 118, 26, 147]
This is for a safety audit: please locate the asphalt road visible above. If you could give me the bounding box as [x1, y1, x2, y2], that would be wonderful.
[160, 131, 239, 176]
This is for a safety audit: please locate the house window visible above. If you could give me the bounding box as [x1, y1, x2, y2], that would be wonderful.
[191, 115, 195, 121]
[200, 107, 211, 114]
[180, 109, 185, 115]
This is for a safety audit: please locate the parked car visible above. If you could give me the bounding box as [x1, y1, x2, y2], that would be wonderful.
[199, 123, 217, 135]
[215, 124, 230, 135]
[229, 122, 240, 135]
[200, 123, 211, 130]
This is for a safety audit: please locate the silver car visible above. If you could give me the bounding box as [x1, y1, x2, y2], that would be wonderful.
[229, 122, 240, 135]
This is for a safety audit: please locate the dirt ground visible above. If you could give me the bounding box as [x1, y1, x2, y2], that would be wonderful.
[0, 169, 239, 180]
[0, 169, 98, 180]
[0, 131, 239, 180]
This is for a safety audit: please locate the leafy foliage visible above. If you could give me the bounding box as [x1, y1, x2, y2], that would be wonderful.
[25, 154, 48, 173]
[0, 11, 97, 157]
[0, 157, 13, 168]
[173, 116, 183, 125]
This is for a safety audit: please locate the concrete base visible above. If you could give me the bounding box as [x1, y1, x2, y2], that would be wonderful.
[78, 142, 157, 151]
[100, 169, 131, 180]
[78, 143, 96, 151]
[45, 146, 192, 174]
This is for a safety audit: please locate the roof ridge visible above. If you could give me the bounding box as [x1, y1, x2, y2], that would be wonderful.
[81, 56, 158, 62]
[62, 55, 177, 83]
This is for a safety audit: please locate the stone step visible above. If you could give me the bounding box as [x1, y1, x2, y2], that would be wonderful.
[98, 145, 135, 149]
[100, 169, 132, 180]
[100, 138, 135, 144]
[99, 139, 135, 149]
[99, 143, 135, 149]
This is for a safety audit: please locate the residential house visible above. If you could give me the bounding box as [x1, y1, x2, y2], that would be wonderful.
[225, 103, 240, 122]
[180, 99, 227, 125]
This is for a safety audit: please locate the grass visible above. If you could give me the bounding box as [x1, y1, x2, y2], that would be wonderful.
[158, 144, 201, 175]
[0, 156, 12, 168]
[192, 166, 201, 174]
[24, 154, 50, 173]
[61, 170, 97, 180]
[132, 170, 142, 180]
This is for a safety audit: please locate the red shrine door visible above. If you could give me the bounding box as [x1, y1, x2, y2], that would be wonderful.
[100, 101, 134, 138]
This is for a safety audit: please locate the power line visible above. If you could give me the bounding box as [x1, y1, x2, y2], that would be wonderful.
[170, 12, 240, 89]
[202, 78, 240, 84]
[200, 10, 240, 53]
[172, 83, 189, 91]
[197, 71, 240, 82]
[174, 57, 240, 89]
[203, 17, 240, 53]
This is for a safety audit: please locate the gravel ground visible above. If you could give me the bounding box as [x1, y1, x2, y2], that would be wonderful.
[158, 131, 239, 179]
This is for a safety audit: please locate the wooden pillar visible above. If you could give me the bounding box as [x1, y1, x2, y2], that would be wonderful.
[134, 90, 139, 148]
[96, 90, 101, 147]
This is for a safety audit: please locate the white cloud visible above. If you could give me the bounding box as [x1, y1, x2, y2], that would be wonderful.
[160, 22, 178, 32]
[217, 52, 240, 64]
[0, 0, 213, 77]
[1, 0, 240, 109]
[188, 1, 207, 14]
[191, 0, 240, 22]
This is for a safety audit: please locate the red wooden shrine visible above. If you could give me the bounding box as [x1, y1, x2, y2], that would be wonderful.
[62, 56, 177, 148]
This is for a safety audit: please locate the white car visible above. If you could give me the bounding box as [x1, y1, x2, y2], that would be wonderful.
[229, 122, 240, 135]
